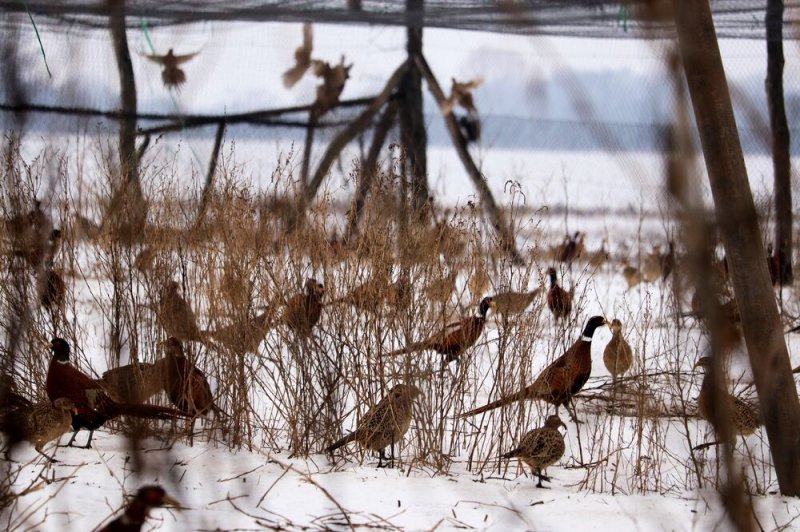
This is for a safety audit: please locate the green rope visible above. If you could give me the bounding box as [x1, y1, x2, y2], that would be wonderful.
[139, 17, 157, 54]
[21, 0, 52, 78]
[617, 4, 629, 33]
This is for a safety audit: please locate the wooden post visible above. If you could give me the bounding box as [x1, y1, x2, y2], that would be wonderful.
[399, 0, 429, 220]
[193, 121, 226, 230]
[673, 0, 800, 496]
[766, 0, 793, 285]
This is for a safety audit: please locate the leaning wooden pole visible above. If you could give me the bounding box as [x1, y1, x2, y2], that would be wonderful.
[766, 0, 793, 285]
[288, 61, 408, 232]
[344, 100, 398, 244]
[673, 0, 800, 496]
[415, 54, 522, 264]
[108, 0, 138, 186]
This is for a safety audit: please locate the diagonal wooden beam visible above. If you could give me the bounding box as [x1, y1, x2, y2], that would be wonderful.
[289, 60, 408, 231]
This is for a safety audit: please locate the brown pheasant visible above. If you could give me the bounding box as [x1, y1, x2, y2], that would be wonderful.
[385, 297, 496, 363]
[501, 415, 567, 488]
[492, 287, 542, 317]
[546, 267, 573, 320]
[157, 280, 206, 343]
[282, 23, 313, 88]
[144, 48, 199, 89]
[1, 396, 77, 462]
[98, 485, 181, 532]
[160, 337, 225, 444]
[461, 316, 608, 420]
[282, 278, 325, 338]
[325, 384, 421, 468]
[205, 309, 272, 354]
[603, 319, 633, 380]
[694, 356, 760, 437]
[328, 268, 392, 314]
[46, 338, 188, 448]
[97, 362, 165, 405]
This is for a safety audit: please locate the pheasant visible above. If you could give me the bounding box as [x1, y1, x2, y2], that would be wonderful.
[501, 415, 567, 488]
[461, 316, 608, 421]
[325, 384, 421, 468]
[282, 23, 313, 88]
[1, 395, 77, 462]
[694, 356, 760, 437]
[546, 268, 573, 320]
[385, 297, 496, 364]
[46, 338, 188, 448]
[144, 49, 199, 89]
[98, 485, 181, 532]
[603, 319, 633, 380]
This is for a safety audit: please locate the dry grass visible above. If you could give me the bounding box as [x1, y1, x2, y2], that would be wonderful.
[0, 134, 791, 505]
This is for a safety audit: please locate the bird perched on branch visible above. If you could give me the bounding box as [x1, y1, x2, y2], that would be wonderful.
[283, 278, 325, 338]
[441, 77, 483, 116]
[461, 316, 608, 421]
[693, 356, 761, 437]
[546, 268, 573, 320]
[325, 384, 421, 468]
[442, 78, 484, 143]
[144, 48, 199, 89]
[157, 281, 206, 343]
[1, 395, 77, 462]
[311, 56, 352, 117]
[385, 297, 496, 364]
[46, 338, 188, 449]
[603, 319, 633, 380]
[98, 485, 181, 532]
[282, 23, 313, 88]
[160, 337, 226, 444]
[501, 415, 567, 488]
[491, 287, 542, 318]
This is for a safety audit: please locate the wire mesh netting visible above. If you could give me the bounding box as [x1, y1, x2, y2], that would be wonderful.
[2, 2, 800, 529]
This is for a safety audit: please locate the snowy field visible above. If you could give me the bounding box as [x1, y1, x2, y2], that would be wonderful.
[3, 15, 800, 532]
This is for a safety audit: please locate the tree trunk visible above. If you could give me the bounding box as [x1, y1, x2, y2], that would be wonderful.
[766, 0, 793, 285]
[673, 0, 800, 496]
[399, 0, 429, 220]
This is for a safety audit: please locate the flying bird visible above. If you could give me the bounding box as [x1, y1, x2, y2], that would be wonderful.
[282, 23, 314, 88]
[145, 48, 199, 89]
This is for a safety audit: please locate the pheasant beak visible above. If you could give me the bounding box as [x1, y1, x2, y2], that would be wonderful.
[161, 494, 183, 510]
[71, 408, 79, 415]
[489, 300, 497, 311]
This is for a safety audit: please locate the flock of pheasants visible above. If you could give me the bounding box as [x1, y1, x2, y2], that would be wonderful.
[1, 198, 771, 529]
